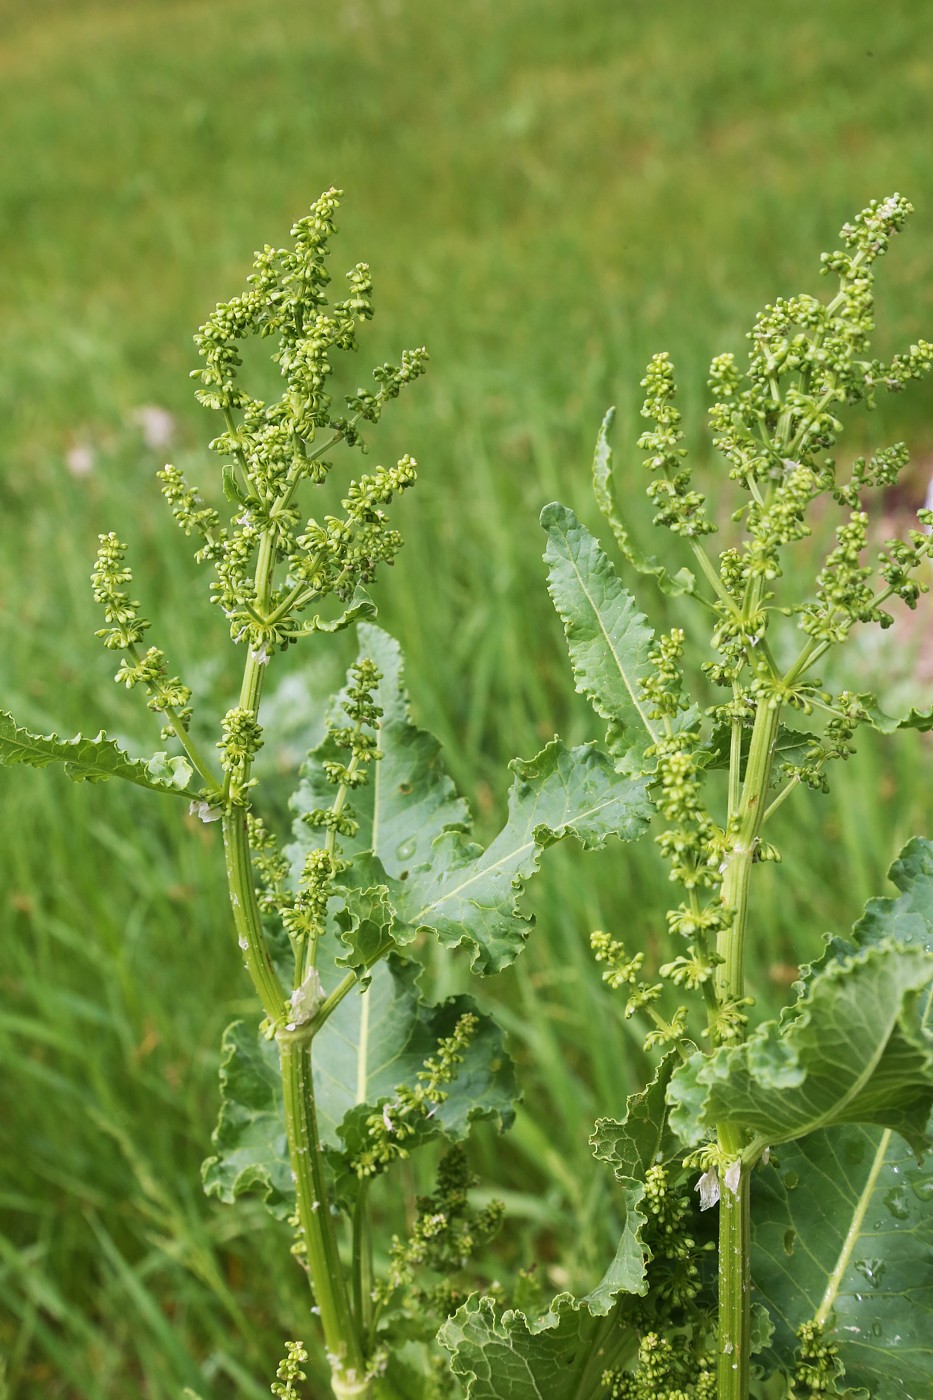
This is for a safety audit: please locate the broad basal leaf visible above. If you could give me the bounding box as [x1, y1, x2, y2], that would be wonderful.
[752, 1122, 933, 1400]
[202, 958, 516, 1216]
[667, 942, 933, 1154]
[591, 406, 695, 598]
[541, 501, 660, 773]
[0, 711, 194, 794]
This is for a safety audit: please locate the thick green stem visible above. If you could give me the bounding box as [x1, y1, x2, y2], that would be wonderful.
[716, 1127, 751, 1400]
[714, 697, 782, 1399]
[278, 1026, 368, 1397]
[221, 523, 371, 1394]
[221, 809, 286, 1022]
[716, 699, 781, 1006]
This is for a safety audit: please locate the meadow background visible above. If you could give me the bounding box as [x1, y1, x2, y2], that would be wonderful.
[2, 1, 932, 1395]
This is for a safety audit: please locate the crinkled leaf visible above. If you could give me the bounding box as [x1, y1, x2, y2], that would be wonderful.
[297, 583, 376, 636]
[541, 501, 660, 773]
[668, 941, 933, 1154]
[393, 739, 652, 973]
[202, 960, 517, 1218]
[145, 751, 195, 789]
[849, 836, 933, 957]
[333, 883, 399, 981]
[585, 1055, 682, 1309]
[439, 1291, 635, 1400]
[201, 1019, 292, 1219]
[752, 1123, 933, 1400]
[592, 406, 695, 597]
[861, 696, 933, 735]
[592, 1050, 680, 1185]
[800, 837, 933, 989]
[438, 1067, 687, 1394]
[0, 712, 195, 794]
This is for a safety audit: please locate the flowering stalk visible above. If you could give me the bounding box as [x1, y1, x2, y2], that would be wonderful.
[95, 192, 431, 1396]
[532, 194, 933, 1400]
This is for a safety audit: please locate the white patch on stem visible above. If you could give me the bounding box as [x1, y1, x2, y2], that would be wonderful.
[289, 967, 325, 1025]
[724, 1158, 742, 1196]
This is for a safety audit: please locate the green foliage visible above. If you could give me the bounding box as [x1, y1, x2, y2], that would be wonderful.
[290, 623, 652, 975]
[441, 198, 933, 1400]
[1, 193, 655, 1398]
[7, 9, 933, 1397]
[667, 936, 933, 1154]
[0, 710, 194, 792]
[753, 1125, 933, 1400]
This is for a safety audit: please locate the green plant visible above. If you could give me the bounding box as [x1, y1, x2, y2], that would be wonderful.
[3, 191, 932, 1400]
[437, 196, 933, 1399]
[0, 191, 649, 1399]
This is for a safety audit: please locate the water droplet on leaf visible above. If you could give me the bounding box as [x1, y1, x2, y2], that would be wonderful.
[911, 1178, 933, 1203]
[783, 1229, 796, 1256]
[884, 1185, 910, 1220]
[395, 837, 416, 861]
[853, 1258, 886, 1288]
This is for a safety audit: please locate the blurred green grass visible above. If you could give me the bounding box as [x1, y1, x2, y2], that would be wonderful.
[2, 1, 932, 1394]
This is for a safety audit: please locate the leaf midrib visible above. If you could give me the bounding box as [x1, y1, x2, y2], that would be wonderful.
[552, 522, 658, 744]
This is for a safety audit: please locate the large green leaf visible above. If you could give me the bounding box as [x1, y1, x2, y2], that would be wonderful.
[752, 1122, 933, 1400]
[667, 941, 933, 1154]
[291, 627, 653, 974]
[541, 501, 660, 773]
[288, 623, 470, 881]
[591, 407, 695, 598]
[391, 738, 652, 973]
[201, 1019, 292, 1219]
[0, 711, 194, 794]
[313, 955, 517, 1148]
[201, 958, 517, 1216]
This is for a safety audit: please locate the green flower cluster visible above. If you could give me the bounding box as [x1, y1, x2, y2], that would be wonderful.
[791, 1320, 844, 1397]
[92, 532, 192, 739]
[351, 1014, 479, 1179]
[624, 195, 933, 1056]
[157, 188, 426, 653]
[374, 1146, 504, 1315]
[249, 660, 383, 978]
[270, 1339, 310, 1400]
[601, 1165, 714, 1400]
